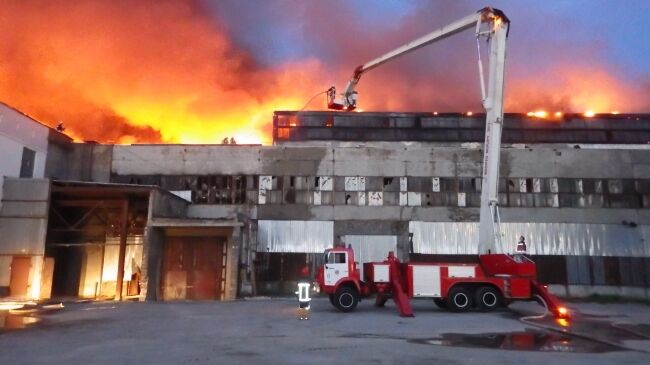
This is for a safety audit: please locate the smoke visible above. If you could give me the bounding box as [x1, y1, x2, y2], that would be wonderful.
[1, 1, 648, 144]
[211, 0, 650, 114]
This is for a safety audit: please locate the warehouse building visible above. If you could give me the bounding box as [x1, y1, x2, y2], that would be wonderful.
[1, 106, 650, 301]
[0, 102, 70, 300]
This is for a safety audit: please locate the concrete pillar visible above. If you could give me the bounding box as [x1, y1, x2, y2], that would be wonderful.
[224, 227, 240, 300]
[115, 199, 129, 301]
[141, 226, 164, 301]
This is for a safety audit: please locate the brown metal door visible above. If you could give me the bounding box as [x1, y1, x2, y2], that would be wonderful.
[163, 237, 225, 300]
[163, 238, 188, 300]
[9, 256, 31, 297]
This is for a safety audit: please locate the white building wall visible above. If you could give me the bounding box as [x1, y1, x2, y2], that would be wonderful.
[0, 103, 50, 299]
[0, 103, 50, 210]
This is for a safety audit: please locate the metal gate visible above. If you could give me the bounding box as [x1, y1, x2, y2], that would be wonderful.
[162, 237, 226, 300]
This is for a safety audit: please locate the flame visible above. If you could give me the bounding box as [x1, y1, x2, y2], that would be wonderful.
[584, 110, 596, 117]
[556, 318, 570, 327]
[0, 0, 327, 145]
[507, 66, 645, 115]
[492, 16, 503, 32]
[0, 1, 646, 144]
[527, 110, 548, 118]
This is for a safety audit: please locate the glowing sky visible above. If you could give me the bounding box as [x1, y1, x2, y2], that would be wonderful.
[1, 1, 648, 144]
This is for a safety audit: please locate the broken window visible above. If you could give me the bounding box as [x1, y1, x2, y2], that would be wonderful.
[432, 177, 440, 192]
[19, 147, 35, 178]
[606, 179, 623, 194]
[345, 176, 366, 191]
[457, 192, 466, 207]
[399, 177, 407, 192]
[319, 176, 333, 191]
[368, 192, 383, 206]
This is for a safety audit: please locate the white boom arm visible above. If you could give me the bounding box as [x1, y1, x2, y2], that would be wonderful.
[328, 7, 510, 254]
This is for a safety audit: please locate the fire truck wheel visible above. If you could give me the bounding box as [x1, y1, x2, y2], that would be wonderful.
[433, 298, 447, 309]
[447, 287, 472, 312]
[334, 286, 359, 312]
[475, 286, 502, 311]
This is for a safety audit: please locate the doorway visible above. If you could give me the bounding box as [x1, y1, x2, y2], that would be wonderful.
[162, 236, 227, 300]
[9, 256, 32, 297]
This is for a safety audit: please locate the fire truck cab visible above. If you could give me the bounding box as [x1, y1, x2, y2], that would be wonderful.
[319, 248, 363, 311]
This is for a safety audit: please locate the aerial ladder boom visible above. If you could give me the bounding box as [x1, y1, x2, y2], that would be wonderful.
[328, 7, 510, 255]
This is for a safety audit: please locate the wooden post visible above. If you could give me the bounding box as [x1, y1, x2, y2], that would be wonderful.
[115, 199, 129, 301]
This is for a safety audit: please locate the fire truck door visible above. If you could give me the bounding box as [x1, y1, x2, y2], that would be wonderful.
[325, 252, 349, 286]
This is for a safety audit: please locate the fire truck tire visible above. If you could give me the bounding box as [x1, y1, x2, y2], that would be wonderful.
[334, 286, 359, 312]
[433, 298, 447, 309]
[475, 286, 502, 311]
[447, 287, 472, 312]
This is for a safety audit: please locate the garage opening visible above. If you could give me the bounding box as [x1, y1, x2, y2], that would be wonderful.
[45, 182, 151, 300]
[160, 227, 232, 301]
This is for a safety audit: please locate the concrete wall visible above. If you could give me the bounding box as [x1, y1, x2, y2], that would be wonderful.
[107, 143, 650, 296]
[141, 226, 164, 301]
[45, 143, 113, 182]
[224, 228, 240, 300]
[149, 189, 189, 219]
[111, 144, 650, 179]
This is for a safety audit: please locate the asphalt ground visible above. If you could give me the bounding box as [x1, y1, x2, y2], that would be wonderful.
[1, 297, 649, 364]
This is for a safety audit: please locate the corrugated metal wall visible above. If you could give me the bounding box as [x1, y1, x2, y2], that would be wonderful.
[410, 222, 650, 257]
[0, 178, 49, 255]
[342, 235, 397, 263]
[342, 235, 397, 280]
[257, 220, 333, 253]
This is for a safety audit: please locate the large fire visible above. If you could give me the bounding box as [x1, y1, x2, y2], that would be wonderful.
[0, 0, 327, 145]
[0, 1, 647, 145]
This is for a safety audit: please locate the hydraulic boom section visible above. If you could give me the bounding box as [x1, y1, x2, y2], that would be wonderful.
[328, 7, 510, 255]
[319, 8, 570, 320]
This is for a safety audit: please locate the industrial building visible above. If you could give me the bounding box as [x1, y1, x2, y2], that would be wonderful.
[1, 103, 650, 302]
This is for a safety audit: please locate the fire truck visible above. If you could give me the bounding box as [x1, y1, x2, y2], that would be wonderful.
[316, 7, 569, 318]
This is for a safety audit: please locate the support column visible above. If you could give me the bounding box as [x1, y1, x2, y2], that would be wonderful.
[115, 199, 129, 301]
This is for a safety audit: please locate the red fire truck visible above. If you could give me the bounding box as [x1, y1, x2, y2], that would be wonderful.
[315, 247, 568, 318]
[318, 7, 569, 319]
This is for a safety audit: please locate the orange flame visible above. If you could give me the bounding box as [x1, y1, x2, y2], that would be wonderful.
[0, 0, 327, 145]
[0, 1, 646, 145]
[507, 66, 646, 115]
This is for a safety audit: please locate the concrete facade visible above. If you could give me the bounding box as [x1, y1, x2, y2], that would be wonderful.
[102, 141, 650, 297]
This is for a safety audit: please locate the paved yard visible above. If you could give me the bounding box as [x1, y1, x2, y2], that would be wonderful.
[1, 297, 649, 364]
